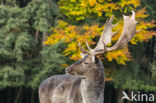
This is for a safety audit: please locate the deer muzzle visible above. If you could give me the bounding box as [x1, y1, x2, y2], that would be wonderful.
[65, 67, 71, 74]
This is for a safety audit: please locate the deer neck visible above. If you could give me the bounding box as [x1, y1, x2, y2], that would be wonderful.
[80, 64, 104, 103]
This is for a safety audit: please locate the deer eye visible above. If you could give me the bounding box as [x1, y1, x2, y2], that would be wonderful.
[84, 62, 89, 64]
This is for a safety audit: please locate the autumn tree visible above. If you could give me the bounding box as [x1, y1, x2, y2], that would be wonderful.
[45, 0, 156, 97]
[45, 0, 155, 64]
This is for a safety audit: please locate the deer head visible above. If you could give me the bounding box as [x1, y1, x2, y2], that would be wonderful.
[65, 11, 137, 77]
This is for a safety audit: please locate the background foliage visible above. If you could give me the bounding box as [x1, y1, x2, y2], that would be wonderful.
[0, 0, 155, 103]
[45, 0, 155, 65]
[0, 0, 65, 89]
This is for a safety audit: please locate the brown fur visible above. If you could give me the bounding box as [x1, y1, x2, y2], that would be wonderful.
[39, 56, 105, 103]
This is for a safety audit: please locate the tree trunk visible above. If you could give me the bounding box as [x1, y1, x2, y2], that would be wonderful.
[42, 32, 47, 47]
[31, 90, 35, 103]
[117, 89, 124, 103]
[14, 87, 22, 103]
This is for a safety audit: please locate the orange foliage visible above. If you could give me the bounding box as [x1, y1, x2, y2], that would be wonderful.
[44, 21, 102, 60]
[44, 1, 156, 65]
[58, 0, 140, 20]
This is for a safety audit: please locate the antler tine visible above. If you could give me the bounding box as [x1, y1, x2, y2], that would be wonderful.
[86, 39, 93, 51]
[112, 30, 119, 36]
[113, 22, 119, 28]
[79, 42, 89, 54]
[131, 10, 135, 20]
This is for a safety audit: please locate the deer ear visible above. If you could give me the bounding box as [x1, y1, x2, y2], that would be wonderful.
[92, 56, 99, 63]
[80, 53, 86, 58]
[92, 56, 95, 62]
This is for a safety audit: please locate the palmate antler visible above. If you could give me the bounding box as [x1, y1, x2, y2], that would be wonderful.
[79, 11, 137, 55]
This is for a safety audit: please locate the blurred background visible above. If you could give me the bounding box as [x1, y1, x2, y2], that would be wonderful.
[0, 0, 155, 103]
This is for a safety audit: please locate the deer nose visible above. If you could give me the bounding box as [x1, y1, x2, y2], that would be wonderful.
[65, 67, 71, 73]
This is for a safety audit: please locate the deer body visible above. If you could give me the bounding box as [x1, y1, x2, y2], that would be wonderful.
[39, 56, 105, 103]
[39, 11, 137, 103]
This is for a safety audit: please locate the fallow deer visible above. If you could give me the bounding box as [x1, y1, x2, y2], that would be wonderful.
[39, 11, 137, 103]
